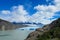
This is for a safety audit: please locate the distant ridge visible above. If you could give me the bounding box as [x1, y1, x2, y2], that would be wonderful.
[0, 19, 43, 30]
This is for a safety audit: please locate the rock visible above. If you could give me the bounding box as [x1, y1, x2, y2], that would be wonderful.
[25, 31, 41, 40]
[0, 19, 28, 30]
[25, 28, 44, 40]
[36, 28, 44, 32]
[26, 18, 60, 40]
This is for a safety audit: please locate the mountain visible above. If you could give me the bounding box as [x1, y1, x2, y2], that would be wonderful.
[0, 19, 43, 30]
[0, 19, 15, 30]
[0, 19, 28, 30]
[25, 18, 60, 40]
[13, 22, 44, 27]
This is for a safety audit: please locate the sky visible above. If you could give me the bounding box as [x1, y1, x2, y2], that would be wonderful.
[0, 0, 60, 24]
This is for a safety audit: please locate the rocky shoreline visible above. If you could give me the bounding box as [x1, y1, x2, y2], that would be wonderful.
[25, 18, 60, 40]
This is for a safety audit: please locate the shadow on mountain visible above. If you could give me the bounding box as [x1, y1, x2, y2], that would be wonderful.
[25, 18, 60, 40]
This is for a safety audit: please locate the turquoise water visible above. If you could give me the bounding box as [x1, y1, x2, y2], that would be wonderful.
[0, 30, 33, 40]
[0, 26, 40, 40]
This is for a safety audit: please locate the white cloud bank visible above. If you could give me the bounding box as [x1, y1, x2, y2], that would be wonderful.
[30, 0, 60, 24]
[0, 0, 60, 24]
[0, 5, 30, 22]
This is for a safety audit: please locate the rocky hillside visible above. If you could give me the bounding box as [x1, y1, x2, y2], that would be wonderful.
[0, 19, 28, 30]
[25, 18, 60, 40]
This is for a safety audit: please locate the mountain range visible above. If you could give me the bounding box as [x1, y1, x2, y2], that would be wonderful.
[0, 19, 43, 30]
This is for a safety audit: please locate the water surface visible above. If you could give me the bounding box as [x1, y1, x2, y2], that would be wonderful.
[0, 30, 33, 40]
[0, 26, 40, 40]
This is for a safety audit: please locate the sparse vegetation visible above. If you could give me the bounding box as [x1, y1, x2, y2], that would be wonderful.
[26, 18, 60, 40]
[37, 18, 60, 40]
[38, 27, 60, 40]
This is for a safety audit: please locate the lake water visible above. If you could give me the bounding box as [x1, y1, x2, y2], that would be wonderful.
[0, 27, 40, 40]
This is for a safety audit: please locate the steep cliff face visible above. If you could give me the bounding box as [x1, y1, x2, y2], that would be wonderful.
[25, 18, 60, 40]
[49, 18, 60, 28]
[0, 19, 15, 30]
[0, 19, 28, 30]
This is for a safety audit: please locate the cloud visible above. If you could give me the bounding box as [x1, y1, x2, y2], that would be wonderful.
[10, 5, 29, 22]
[34, 5, 57, 18]
[30, 0, 60, 24]
[54, 0, 60, 10]
[0, 0, 60, 24]
[1, 10, 11, 14]
[0, 5, 30, 22]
